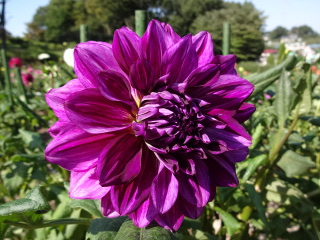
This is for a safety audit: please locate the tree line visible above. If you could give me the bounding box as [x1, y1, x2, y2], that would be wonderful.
[269, 25, 319, 40]
[24, 0, 265, 61]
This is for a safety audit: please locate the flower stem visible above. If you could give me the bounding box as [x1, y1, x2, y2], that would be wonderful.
[5, 218, 92, 230]
[1, 48, 13, 105]
[255, 102, 301, 190]
[14, 66, 29, 104]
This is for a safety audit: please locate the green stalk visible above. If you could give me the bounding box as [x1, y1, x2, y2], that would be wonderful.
[14, 66, 29, 104]
[5, 218, 92, 230]
[80, 24, 87, 43]
[1, 48, 13, 105]
[255, 102, 301, 190]
[222, 23, 230, 55]
[135, 10, 147, 37]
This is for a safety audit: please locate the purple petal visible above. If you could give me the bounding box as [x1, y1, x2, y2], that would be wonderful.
[97, 134, 143, 186]
[209, 186, 216, 202]
[69, 168, 110, 199]
[222, 148, 249, 163]
[176, 160, 210, 207]
[199, 75, 254, 114]
[152, 152, 179, 173]
[142, 20, 176, 80]
[110, 145, 158, 214]
[48, 120, 69, 137]
[233, 103, 256, 123]
[201, 127, 251, 150]
[212, 54, 237, 75]
[192, 31, 214, 67]
[113, 27, 142, 74]
[215, 114, 252, 142]
[161, 35, 198, 85]
[185, 64, 219, 88]
[128, 197, 158, 228]
[154, 206, 184, 231]
[45, 79, 85, 120]
[160, 22, 181, 43]
[45, 123, 116, 171]
[74, 41, 122, 88]
[98, 69, 132, 103]
[151, 165, 179, 214]
[101, 191, 121, 217]
[176, 195, 203, 219]
[65, 88, 134, 134]
[129, 59, 155, 95]
[205, 153, 239, 187]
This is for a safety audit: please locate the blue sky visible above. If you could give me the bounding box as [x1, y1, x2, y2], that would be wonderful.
[5, 0, 320, 37]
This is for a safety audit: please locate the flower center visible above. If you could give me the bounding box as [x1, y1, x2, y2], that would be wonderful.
[132, 91, 205, 150]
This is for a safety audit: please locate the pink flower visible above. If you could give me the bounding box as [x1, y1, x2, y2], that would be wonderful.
[22, 73, 34, 86]
[9, 57, 22, 68]
[45, 20, 255, 231]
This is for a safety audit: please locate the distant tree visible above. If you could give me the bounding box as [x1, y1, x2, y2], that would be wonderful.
[44, 0, 77, 43]
[25, 6, 47, 41]
[269, 26, 288, 39]
[82, 0, 152, 41]
[27, 0, 164, 42]
[191, 2, 265, 61]
[291, 25, 318, 37]
[165, 0, 223, 36]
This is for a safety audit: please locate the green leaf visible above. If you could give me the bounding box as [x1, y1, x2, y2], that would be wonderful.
[86, 217, 127, 240]
[287, 132, 304, 146]
[18, 129, 43, 150]
[244, 183, 268, 227]
[213, 207, 241, 236]
[249, 123, 263, 150]
[0, 222, 9, 240]
[300, 116, 320, 126]
[70, 199, 104, 218]
[10, 153, 46, 163]
[277, 43, 287, 63]
[3, 162, 30, 192]
[277, 150, 316, 177]
[293, 65, 312, 114]
[114, 219, 182, 240]
[248, 54, 297, 97]
[274, 69, 293, 127]
[0, 186, 50, 224]
[242, 154, 267, 181]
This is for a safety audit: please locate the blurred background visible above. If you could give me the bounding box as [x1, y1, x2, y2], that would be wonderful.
[3, 0, 320, 64]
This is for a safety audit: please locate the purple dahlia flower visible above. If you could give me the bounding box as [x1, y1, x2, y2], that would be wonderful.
[45, 20, 255, 231]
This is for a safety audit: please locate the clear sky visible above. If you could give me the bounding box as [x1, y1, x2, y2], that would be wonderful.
[225, 0, 320, 33]
[5, 0, 320, 37]
[6, 0, 50, 37]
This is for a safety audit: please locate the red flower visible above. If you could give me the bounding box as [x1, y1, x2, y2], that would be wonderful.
[9, 57, 22, 68]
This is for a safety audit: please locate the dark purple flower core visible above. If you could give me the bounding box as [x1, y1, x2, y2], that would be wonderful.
[133, 90, 207, 173]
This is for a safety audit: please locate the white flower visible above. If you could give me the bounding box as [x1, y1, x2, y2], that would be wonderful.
[63, 48, 74, 68]
[38, 53, 50, 60]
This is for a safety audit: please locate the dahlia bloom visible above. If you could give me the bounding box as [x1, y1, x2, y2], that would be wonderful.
[45, 20, 255, 231]
[9, 57, 22, 68]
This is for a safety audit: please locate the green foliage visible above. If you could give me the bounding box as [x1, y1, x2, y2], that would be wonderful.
[191, 2, 265, 61]
[269, 26, 289, 39]
[44, 0, 77, 43]
[291, 25, 318, 38]
[25, 6, 47, 41]
[165, 0, 223, 36]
